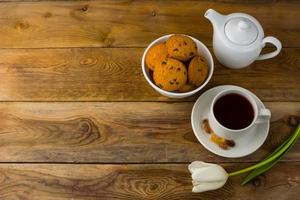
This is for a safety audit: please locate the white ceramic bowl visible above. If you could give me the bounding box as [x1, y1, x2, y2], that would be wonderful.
[141, 34, 214, 98]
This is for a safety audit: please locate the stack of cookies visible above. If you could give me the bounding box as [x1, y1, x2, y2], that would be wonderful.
[145, 34, 209, 92]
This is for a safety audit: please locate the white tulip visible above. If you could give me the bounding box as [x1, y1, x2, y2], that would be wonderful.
[188, 161, 228, 193]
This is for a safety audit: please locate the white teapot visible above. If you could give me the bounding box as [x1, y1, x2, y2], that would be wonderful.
[205, 9, 282, 69]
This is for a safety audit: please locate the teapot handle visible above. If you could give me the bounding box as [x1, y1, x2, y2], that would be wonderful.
[256, 36, 282, 60]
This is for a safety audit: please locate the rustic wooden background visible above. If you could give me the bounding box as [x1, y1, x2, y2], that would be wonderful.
[0, 0, 299, 199]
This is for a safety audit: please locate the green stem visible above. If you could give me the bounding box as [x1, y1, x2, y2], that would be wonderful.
[229, 123, 300, 177]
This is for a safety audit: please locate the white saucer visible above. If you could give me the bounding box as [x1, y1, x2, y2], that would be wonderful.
[191, 85, 270, 158]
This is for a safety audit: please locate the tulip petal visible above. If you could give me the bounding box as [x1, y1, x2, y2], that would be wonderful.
[192, 165, 228, 182]
[193, 181, 225, 193]
[189, 161, 229, 193]
[188, 161, 213, 174]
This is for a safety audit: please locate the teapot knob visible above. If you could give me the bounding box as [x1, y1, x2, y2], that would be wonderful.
[238, 20, 250, 30]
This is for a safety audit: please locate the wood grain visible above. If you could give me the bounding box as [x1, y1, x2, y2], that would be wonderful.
[0, 163, 299, 200]
[0, 0, 298, 48]
[0, 102, 298, 163]
[0, 48, 299, 101]
[0, 1, 298, 199]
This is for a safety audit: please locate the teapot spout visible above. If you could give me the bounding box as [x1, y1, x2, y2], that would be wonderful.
[204, 9, 225, 30]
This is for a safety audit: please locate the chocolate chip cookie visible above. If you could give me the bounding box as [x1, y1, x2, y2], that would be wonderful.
[166, 34, 197, 62]
[145, 43, 168, 71]
[188, 55, 208, 86]
[153, 58, 187, 91]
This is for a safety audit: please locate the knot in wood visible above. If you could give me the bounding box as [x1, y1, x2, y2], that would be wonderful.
[252, 176, 265, 188]
[289, 115, 299, 126]
[79, 119, 93, 133]
[15, 21, 30, 30]
[151, 10, 156, 17]
[81, 5, 89, 12]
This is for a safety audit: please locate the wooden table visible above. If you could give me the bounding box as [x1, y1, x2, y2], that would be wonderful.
[0, 0, 299, 199]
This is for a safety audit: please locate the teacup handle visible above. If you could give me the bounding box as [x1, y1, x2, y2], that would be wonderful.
[255, 108, 271, 124]
[256, 36, 282, 61]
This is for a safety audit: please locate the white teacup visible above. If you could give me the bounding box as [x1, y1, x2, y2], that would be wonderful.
[208, 88, 271, 140]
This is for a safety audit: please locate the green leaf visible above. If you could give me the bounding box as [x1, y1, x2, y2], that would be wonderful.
[242, 126, 300, 185]
[229, 124, 300, 177]
[242, 138, 297, 185]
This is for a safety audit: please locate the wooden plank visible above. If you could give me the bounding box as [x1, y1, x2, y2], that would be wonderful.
[0, 102, 298, 163]
[0, 163, 299, 199]
[0, 48, 299, 101]
[0, 0, 298, 48]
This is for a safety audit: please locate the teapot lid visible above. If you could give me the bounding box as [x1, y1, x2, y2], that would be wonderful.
[225, 17, 258, 45]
